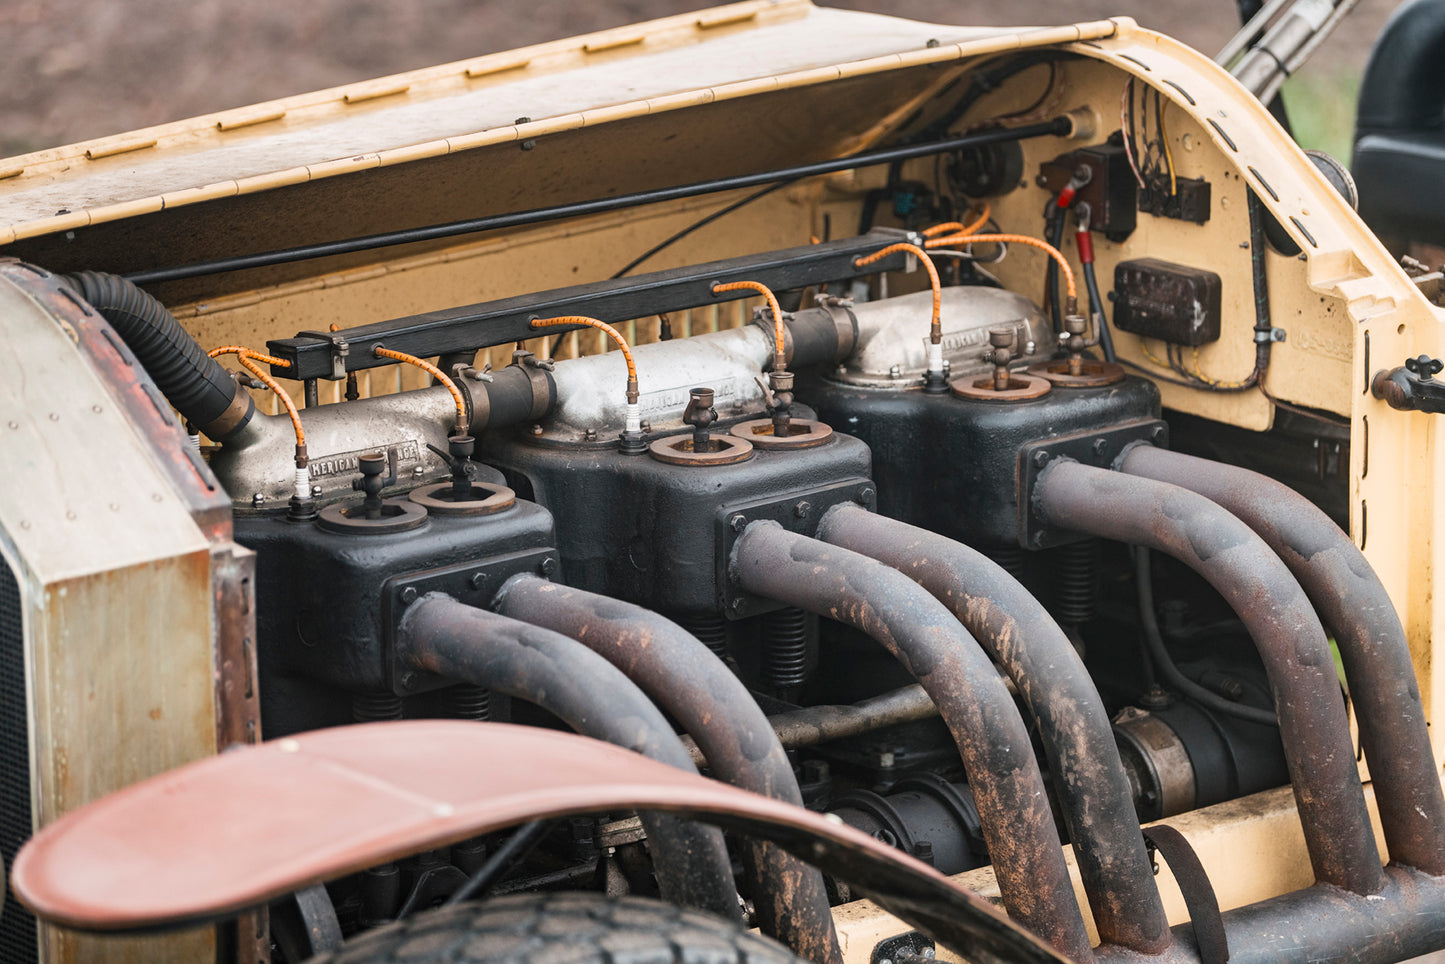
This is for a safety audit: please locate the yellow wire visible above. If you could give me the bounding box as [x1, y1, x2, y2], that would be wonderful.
[1159, 94, 1177, 197]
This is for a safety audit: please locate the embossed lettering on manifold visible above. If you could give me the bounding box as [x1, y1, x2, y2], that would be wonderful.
[309, 440, 422, 479]
[639, 377, 744, 416]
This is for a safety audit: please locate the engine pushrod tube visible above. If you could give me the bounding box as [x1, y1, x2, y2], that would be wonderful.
[125, 119, 1069, 287]
[394, 592, 740, 920]
[1033, 460, 1384, 896]
[817, 504, 1170, 954]
[1117, 444, 1445, 875]
[732, 521, 1093, 961]
[680, 685, 941, 765]
[492, 575, 841, 964]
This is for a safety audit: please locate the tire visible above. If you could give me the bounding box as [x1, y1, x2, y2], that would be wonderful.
[305, 892, 811, 964]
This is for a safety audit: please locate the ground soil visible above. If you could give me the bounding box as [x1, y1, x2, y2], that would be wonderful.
[0, 0, 1401, 158]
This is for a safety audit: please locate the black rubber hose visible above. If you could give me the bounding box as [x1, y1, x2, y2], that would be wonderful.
[1134, 546, 1279, 727]
[1044, 203, 1065, 333]
[66, 271, 254, 439]
[396, 593, 741, 921]
[1081, 260, 1116, 362]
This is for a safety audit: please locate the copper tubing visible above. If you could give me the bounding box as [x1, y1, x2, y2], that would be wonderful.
[209, 346, 306, 452]
[817, 504, 1171, 954]
[732, 521, 1094, 961]
[531, 315, 639, 402]
[1034, 460, 1386, 897]
[372, 346, 468, 432]
[1118, 444, 1445, 876]
[493, 576, 842, 964]
[922, 204, 991, 238]
[854, 243, 943, 345]
[395, 592, 741, 921]
[712, 280, 787, 369]
[926, 232, 1077, 305]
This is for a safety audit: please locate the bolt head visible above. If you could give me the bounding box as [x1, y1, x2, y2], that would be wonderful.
[1092, 437, 1110, 457]
[729, 514, 747, 533]
[252, 493, 265, 505]
[859, 486, 877, 506]
[530, 423, 544, 436]
[794, 500, 812, 519]
[539, 557, 557, 577]
[469, 572, 487, 590]
[400, 671, 418, 691]
[1032, 451, 1050, 468]
[400, 587, 418, 605]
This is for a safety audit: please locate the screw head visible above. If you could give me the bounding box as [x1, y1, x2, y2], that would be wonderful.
[400, 586, 418, 605]
[400, 671, 418, 691]
[794, 500, 812, 519]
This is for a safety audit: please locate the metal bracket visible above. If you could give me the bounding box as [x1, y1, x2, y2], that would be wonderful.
[870, 930, 936, 964]
[382, 547, 559, 695]
[1018, 419, 1168, 549]
[718, 478, 876, 619]
[292, 329, 350, 380]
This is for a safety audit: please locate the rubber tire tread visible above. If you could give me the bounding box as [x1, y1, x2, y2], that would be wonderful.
[67, 270, 245, 432]
[305, 892, 809, 964]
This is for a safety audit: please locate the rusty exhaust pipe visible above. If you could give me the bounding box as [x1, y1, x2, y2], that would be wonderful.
[1033, 459, 1385, 897]
[732, 521, 1094, 961]
[491, 575, 841, 964]
[1117, 444, 1445, 876]
[817, 503, 1170, 955]
[395, 592, 741, 921]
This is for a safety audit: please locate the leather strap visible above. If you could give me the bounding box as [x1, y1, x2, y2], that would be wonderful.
[1144, 824, 1229, 963]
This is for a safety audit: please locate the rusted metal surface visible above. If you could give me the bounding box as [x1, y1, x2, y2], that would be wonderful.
[11, 720, 1074, 964]
[1092, 864, 1445, 964]
[1118, 444, 1445, 877]
[817, 504, 1170, 955]
[680, 684, 941, 765]
[492, 575, 841, 964]
[394, 592, 740, 921]
[731, 521, 1094, 961]
[1034, 459, 1385, 896]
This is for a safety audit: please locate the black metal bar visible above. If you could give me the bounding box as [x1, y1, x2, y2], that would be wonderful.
[267, 232, 903, 380]
[125, 119, 1070, 287]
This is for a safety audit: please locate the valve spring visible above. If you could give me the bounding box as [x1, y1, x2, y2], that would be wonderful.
[1052, 538, 1100, 626]
[763, 606, 810, 698]
[984, 544, 1027, 581]
[352, 692, 404, 723]
[676, 612, 730, 660]
[453, 684, 491, 721]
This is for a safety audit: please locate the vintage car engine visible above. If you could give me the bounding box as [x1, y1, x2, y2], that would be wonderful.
[2, 4, 1443, 964]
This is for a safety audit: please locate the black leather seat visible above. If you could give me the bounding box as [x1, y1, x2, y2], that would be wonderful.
[1352, 0, 1445, 245]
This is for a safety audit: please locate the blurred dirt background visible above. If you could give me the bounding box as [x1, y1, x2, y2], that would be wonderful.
[0, 0, 1403, 160]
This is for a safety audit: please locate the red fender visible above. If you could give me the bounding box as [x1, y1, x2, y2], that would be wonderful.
[12, 721, 1070, 964]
